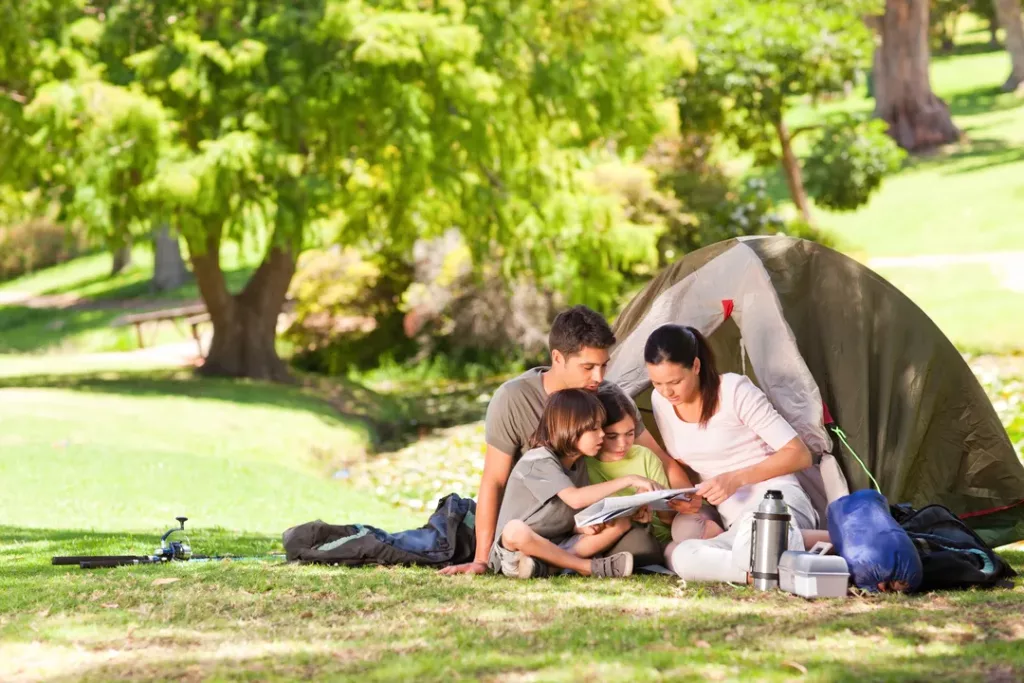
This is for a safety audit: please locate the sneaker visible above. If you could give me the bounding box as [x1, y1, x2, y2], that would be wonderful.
[590, 552, 634, 578]
[515, 553, 551, 579]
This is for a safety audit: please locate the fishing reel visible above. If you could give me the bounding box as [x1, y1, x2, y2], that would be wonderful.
[154, 516, 192, 562]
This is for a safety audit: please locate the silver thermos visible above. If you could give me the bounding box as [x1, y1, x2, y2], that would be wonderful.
[750, 490, 790, 591]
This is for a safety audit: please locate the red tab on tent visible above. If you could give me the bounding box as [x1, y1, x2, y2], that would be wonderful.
[822, 401, 835, 425]
[721, 299, 734, 320]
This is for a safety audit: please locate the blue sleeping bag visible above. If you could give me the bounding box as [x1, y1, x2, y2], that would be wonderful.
[827, 490, 923, 593]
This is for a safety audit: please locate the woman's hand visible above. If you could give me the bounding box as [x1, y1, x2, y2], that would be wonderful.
[697, 471, 747, 506]
[577, 523, 606, 536]
[667, 494, 703, 515]
[627, 475, 663, 493]
[632, 506, 652, 524]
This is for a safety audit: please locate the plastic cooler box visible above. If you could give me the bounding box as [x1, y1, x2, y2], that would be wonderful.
[778, 545, 850, 598]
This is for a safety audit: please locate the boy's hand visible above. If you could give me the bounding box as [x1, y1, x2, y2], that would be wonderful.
[578, 523, 606, 536]
[632, 506, 652, 524]
[667, 494, 704, 515]
[627, 475, 663, 494]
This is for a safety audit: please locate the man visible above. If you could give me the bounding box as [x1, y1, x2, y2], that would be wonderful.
[441, 305, 700, 575]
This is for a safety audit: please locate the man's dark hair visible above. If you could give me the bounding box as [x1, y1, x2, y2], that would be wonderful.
[548, 305, 616, 358]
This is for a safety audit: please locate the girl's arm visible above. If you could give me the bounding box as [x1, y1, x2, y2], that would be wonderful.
[557, 475, 661, 510]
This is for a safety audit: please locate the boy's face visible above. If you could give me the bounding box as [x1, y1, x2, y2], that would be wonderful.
[552, 346, 610, 392]
[601, 416, 636, 458]
[576, 427, 606, 457]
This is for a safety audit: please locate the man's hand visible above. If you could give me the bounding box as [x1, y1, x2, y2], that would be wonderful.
[627, 475, 663, 494]
[667, 494, 704, 515]
[439, 561, 489, 576]
[632, 506, 652, 524]
[697, 472, 746, 506]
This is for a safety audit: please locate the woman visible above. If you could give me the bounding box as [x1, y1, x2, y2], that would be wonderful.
[645, 323, 820, 583]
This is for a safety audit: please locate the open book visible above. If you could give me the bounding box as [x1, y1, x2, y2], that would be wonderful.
[573, 488, 699, 528]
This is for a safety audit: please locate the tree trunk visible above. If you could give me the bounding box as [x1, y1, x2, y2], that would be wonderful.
[993, 0, 1024, 91]
[774, 119, 813, 225]
[111, 241, 132, 276]
[874, 0, 961, 151]
[151, 224, 189, 292]
[189, 229, 296, 382]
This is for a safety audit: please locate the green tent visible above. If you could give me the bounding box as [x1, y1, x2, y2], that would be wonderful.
[607, 236, 1024, 546]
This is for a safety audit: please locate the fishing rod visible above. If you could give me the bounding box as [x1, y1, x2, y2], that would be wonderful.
[51, 516, 284, 569]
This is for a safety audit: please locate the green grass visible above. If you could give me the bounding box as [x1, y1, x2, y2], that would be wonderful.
[0, 370, 409, 534]
[872, 263, 1024, 354]
[0, 363, 1022, 680]
[0, 241, 258, 355]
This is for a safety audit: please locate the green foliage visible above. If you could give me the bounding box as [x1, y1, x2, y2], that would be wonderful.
[804, 119, 907, 212]
[677, 0, 872, 163]
[3, 0, 689, 326]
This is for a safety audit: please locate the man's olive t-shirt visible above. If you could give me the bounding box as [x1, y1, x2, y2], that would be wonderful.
[484, 367, 646, 460]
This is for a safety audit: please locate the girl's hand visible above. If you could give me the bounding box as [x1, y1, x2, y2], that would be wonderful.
[632, 506, 652, 524]
[627, 475, 663, 494]
[667, 494, 703, 515]
[697, 472, 746, 506]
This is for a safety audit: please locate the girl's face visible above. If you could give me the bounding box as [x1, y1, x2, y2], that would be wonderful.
[576, 426, 606, 457]
[647, 360, 701, 405]
[601, 416, 636, 459]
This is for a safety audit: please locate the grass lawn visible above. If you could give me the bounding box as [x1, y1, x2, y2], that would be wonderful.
[0, 242, 258, 355]
[2, 363, 1022, 681]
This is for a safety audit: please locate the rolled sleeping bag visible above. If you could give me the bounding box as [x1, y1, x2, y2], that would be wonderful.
[827, 489, 923, 593]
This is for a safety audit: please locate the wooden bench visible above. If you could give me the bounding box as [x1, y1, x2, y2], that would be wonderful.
[112, 303, 210, 356]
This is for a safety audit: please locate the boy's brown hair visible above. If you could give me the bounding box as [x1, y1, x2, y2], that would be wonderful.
[530, 389, 606, 459]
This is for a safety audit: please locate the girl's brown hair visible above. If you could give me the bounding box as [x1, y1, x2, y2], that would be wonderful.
[530, 389, 606, 458]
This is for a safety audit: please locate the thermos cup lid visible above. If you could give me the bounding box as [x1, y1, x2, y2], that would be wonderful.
[765, 490, 783, 500]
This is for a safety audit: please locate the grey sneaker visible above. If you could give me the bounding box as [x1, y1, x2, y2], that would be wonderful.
[515, 553, 551, 579]
[590, 552, 634, 578]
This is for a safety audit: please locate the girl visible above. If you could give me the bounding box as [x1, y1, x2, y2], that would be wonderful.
[588, 389, 725, 553]
[488, 389, 663, 579]
[645, 324, 820, 583]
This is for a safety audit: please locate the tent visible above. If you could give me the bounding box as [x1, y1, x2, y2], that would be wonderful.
[606, 235, 1024, 546]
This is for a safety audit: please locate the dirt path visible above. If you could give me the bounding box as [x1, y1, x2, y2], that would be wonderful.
[868, 251, 1024, 293]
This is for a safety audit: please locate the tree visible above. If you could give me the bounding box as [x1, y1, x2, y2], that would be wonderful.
[676, 0, 893, 224]
[5, 0, 686, 380]
[872, 0, 961, 151]
[990, 0, 1024, 91]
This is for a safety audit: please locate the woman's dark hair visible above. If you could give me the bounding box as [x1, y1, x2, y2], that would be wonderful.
[644, 324, 720, 428]
[531, 389, 606, 457]
[597, 388, 636, 428]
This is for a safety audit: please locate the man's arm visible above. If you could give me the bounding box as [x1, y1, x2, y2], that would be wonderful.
[439, 445, 514, 575]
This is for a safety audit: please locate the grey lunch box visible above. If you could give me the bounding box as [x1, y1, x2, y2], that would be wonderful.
[778, 546, 850, 598]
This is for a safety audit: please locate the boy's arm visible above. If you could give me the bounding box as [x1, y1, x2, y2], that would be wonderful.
[440, 449, 514, 575]
[635, 430, 692, 489]
[556, 475, 659, 510]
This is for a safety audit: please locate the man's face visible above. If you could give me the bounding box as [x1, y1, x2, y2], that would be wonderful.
[553, 346, 610, 391]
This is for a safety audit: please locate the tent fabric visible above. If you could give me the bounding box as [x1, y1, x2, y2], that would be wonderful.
[608, 236, 1024, 546]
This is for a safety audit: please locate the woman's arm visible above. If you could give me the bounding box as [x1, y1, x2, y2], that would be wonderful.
[698, 436, 812, 506]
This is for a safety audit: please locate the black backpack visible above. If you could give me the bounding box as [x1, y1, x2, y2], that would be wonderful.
[890, 503, 1017, 592]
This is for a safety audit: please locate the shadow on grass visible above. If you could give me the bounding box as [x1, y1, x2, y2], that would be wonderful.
[933, 40, 1005, 61]
[905, 136, 1024, 177]
[0, 305, 127, 354]
[946, 84, 1024, 118]
[0, 367, 496, 451]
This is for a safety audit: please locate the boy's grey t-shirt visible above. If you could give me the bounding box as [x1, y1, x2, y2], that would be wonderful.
[484, 367, 645, 460]
[491, 447, 589, 555]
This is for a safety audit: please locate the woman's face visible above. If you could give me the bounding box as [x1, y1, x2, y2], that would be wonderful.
[576, 426, 606, 457]
[647, 360, 700, 405]
[601, 416, 636, 458]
